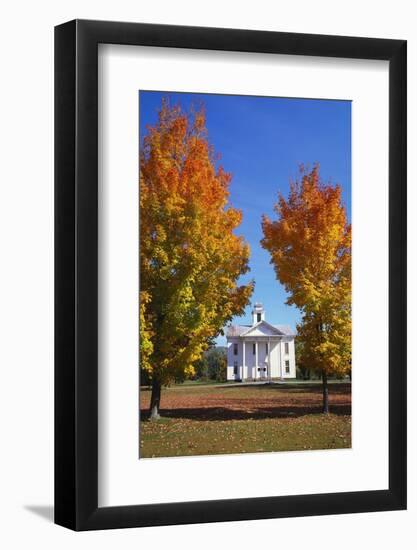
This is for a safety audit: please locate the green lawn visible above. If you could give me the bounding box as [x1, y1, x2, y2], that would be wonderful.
[140, 382, 351, 458]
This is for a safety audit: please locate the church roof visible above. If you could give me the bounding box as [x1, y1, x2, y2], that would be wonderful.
[226, 322, 295, 338]
[226, 325, 251, 337]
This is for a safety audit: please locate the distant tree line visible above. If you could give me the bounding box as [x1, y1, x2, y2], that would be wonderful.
[193, 346, 227, 382]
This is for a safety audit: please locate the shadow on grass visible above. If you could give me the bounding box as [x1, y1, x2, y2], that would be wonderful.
[216, 383, 351, 395]
[141, 403, 351, 422]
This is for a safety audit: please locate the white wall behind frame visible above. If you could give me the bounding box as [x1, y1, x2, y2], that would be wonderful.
[98, 43, 389, 507]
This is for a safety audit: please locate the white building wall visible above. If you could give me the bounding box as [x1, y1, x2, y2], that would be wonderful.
[288, 339, 296, 377]
[227, 336, 296, 381]
[243, 341, 259, 379]
[280, 337, 296, 378]
[280, 339, 286, 378]
[257, 341, 268, 378]
[226, 339, 241, 381]
[246, 341, 255, 379]
[270, 341, 280, 378]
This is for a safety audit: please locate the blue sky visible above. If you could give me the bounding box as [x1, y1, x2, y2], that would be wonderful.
[139, 91, 351, 346]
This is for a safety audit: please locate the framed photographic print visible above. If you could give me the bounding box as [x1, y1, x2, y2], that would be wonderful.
[55, 20, 406, 530]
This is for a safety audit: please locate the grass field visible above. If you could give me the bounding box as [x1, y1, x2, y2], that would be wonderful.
[139, 382, 351, 458]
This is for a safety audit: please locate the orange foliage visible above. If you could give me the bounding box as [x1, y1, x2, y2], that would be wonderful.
[140, 100, 253, 386]
[261, 165, 351, 377]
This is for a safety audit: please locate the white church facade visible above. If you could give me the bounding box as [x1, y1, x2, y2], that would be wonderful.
[226, 303, 296, 382]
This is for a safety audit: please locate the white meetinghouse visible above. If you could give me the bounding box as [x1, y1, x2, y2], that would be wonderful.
[226, 303, 296, 382]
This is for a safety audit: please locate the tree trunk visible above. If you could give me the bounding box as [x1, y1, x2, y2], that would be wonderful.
[149, 378, 161, 421]
[322, 371, 329, 414]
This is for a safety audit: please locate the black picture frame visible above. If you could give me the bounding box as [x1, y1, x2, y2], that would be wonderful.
[55, 19, 407, 531]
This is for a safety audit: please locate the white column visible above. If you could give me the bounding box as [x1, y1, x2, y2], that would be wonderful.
[242, 340, 245, 381]
[255, 340, 258, 380]
[268, 337, 271, 382]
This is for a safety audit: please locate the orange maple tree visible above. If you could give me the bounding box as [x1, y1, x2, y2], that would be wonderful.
[261, 165, 351, 413]
[140, 100, 253, 419]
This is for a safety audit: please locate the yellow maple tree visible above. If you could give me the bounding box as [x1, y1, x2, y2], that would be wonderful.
[140, 100, 253, 419]
[261, 165, 351, 413]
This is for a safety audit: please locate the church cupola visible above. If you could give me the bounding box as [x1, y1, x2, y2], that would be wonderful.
[252, 302, 265, 325]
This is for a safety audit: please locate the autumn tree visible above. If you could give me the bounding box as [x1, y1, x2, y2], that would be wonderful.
[140, 100, 253, 420]
[139, 291, 153, 386]
[261, 165, 351, 413]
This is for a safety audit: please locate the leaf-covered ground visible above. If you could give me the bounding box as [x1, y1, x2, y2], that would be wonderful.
[139, 382, 351, 458]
